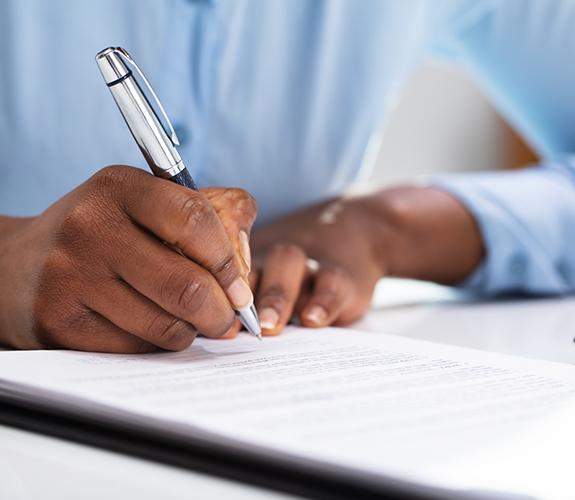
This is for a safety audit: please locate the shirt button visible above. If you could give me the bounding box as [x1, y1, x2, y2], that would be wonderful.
[173, 124, 191, 147]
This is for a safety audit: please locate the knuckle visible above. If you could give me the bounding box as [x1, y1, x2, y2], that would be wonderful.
[260, 285, 290, 306]
[35, 251, 88, 309]
[313, 288, 339, 305]
[91, 165, 153, 217]
[179, 194, 217, 234]
[90, 165, 131, 202]
[56, 200, 123, 249]
[313, 265, 355, 307]
[229, 188, 258, 222]
[210, 252, 239, 286]
[177, 279, 210, 314]
[55, 203, 95, 245]
[143, 312, 194, 349]
[201, 187, 257, 229]
[93, 164, 138, 189]
[38, 247, 74, 283]
[323, 263, 353, 282]
[267, 243, 306, 262]
[161, 269, 211, 316]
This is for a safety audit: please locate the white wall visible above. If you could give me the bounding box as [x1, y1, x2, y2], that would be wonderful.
[370, 61, 504, 184]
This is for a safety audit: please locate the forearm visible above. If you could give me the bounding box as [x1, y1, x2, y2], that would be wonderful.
[366, 186, 485, 284]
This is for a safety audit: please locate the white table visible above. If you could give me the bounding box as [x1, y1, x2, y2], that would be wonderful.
[2, 279, 574, 499]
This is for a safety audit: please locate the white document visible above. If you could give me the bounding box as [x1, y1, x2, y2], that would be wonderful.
[1, 326, 575, 500]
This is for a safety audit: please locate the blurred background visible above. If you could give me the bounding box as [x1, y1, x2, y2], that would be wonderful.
[370, 60, 538, 184]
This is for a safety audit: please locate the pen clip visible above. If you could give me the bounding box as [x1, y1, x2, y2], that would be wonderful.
[113, 47, 181, 147]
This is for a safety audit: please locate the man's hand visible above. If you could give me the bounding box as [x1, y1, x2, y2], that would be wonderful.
[0, 165, 257, 352]
[246, 186, 485, 336]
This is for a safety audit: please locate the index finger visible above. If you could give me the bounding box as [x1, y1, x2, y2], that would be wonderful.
[201, 187, 258, 274]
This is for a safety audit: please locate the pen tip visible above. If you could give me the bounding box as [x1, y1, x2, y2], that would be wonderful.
[236, 304, 262, 340]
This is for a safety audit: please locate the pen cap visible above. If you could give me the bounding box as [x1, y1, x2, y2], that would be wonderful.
[95, 47, 184, 178]
[96, 47, 130, 85]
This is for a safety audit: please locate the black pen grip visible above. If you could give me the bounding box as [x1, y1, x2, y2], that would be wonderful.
[168, 168, 198, 192]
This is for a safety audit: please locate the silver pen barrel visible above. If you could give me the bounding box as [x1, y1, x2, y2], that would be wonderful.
[96, 47, 184, 179]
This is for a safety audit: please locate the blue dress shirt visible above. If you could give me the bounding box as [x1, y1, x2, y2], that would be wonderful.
[1, 0, 575, 296]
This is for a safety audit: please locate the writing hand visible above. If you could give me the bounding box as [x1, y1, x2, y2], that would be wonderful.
[0, 165, 257, 352]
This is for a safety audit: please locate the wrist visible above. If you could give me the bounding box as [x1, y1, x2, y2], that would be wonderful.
[0, 215, 34, 236]
[355, 186, 484, 284]
[344, 193, 397, 279]
[0, 215, 37, 348]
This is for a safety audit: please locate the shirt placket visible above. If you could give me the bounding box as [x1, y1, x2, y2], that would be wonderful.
[157, 0, 222, 186]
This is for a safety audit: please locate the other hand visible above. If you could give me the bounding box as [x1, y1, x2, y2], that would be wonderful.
[240, 186, 484, 336]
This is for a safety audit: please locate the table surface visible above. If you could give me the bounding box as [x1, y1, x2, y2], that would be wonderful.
[2, 278, 574, 500]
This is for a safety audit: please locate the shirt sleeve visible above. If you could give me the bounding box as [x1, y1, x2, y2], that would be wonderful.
[423, 1, 575, 295]
[430, 0, 575, 160]
[430, 158, 575, 295]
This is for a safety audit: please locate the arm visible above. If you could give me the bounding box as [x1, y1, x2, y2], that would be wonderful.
[250, 185, 484, 335]
[251, 156, 575, 338]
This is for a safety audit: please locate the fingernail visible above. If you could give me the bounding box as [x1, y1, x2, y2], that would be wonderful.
[303, 305, 328, 326]
[259, 307, 279, 330]
[238, 230, 251, 273]
[226, 277, 254, 311]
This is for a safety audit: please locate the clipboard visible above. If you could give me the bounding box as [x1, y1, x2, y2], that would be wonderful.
[0, 384, 458, 500]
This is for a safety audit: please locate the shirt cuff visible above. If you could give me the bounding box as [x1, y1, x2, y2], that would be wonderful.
[428, 158, 575, 295]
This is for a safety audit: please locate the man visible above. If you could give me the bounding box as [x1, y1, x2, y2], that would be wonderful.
[1, 0, 574, 351]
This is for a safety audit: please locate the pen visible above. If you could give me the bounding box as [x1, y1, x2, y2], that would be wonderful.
[95, 47, 262, 341]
